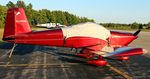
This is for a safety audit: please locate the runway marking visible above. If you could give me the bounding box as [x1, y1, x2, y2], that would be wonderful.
[0, 50, 11, 58]
[60, 64, 69, 79]
[44, 53, 47, 67]
[3, 60, 16, 79]
[21, 46, 39, 79]
[4, 71, 15, 79]
[0, 63, 76, 67]
[0, 45, 141, 79]
[6, 61, 10, 67]
[5, 56, 12, 67]
[43, 53, 47, 79]
[106, 64, 133, 79]
[0, 62, 5, 64]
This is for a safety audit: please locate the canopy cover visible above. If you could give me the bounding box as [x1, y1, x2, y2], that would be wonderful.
[62, 22, 110, 40]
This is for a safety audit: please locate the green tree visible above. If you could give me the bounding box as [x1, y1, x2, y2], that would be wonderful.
[146, 22, 150, 29]
[25, 3, 33, 26]
[0, 5, 7, 28]
[131, 22, 139, 29]
[16, 0, 26, 9]
[6, 1, 15, 8]
[50, 12, 56, 23]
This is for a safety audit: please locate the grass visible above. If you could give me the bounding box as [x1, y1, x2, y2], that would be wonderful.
[0, 40, 3, 43]
[0, 29, 4, 42]
[31, 27, 47, 30]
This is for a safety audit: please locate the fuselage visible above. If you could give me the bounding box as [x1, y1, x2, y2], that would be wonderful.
[3, 28, 137, 51]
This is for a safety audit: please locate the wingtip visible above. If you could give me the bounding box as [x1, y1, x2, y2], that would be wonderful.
[143, 49, 148, 54]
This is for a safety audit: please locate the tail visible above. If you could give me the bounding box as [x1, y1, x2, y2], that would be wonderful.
[3, 8, 31, 40]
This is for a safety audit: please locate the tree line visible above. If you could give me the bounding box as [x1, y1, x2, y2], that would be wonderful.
[0, 1, 94, 28]
[0, 1, 150, 29]
[101, 22, 150, 30]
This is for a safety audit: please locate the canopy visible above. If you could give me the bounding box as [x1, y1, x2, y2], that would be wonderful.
[62, 22, 110, 40]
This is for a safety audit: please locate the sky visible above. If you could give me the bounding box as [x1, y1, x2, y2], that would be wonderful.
[1, 0, 150, 24]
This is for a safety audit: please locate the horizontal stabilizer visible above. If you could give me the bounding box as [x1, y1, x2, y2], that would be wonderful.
[102, 47, 147, 57]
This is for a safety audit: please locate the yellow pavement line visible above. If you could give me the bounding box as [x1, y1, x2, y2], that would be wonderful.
[106, 64, 133, 79]
[0, 62, 133, 79]
[0, 64, 68, 67]
[0, 62, 81, 67]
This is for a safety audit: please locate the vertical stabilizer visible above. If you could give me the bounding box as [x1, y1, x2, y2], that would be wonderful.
[3, 8, 31, 39]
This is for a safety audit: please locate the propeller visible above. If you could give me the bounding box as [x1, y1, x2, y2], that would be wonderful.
[133, 26, 142, 36]
[133, 29, 141, 36]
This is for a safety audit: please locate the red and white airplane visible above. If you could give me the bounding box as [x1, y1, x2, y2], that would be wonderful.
[2, 8, 147, 66]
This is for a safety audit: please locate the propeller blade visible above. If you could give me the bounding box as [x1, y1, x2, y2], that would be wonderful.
[133, 29, 141, 36]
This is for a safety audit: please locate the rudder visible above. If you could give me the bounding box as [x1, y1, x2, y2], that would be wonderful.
[3, 8, 31, 39]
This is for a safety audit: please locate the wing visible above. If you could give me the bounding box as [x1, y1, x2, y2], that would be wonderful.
[102, 47, 147, 57]
[77, 46, 147, 66]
